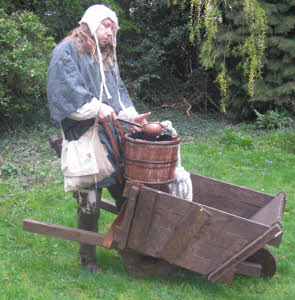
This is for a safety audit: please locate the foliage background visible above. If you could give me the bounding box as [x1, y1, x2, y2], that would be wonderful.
[0, 0, 294, 124]
[208, 0, 295, 120]
[0, 9, 55, 124]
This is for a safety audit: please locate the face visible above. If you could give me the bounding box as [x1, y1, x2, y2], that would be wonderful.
[96, 18, 114, 47]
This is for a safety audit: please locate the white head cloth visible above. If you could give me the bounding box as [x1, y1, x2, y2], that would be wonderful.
[79, 4, 119, 36]
[79, 4, 119, 101]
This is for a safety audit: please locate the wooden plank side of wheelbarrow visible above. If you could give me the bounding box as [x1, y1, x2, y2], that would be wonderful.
[171, 205, 272, 277]
[159, 201, 210, 264]
[190, 172, 286, 248]
[126, 187, 161, 254]
[127, 186, 210, 260]
[109, 185, 140, 250]
[190, 173, 275, 219]
[126, 185, 270, 278]
[250, 191, 286, 247]
[250, 191, 286, 226]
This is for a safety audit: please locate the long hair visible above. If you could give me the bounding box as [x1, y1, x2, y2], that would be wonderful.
[64, 23, 115, 68]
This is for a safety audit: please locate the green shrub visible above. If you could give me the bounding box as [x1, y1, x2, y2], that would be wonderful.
[1, 0, 118, 42]
[254, 109, 292, 130]
[0, 162, 19, 178]
[0, 9, 55, 123]
[219, 127, 254, 148]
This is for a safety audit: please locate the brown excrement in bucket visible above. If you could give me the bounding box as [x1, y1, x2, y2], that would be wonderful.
[129, 132, 173, 142]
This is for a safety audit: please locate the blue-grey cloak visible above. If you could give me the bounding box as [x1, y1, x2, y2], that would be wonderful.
[47, 39, 134, 188]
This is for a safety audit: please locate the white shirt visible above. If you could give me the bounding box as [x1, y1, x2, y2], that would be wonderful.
[68, 97, 138, 121]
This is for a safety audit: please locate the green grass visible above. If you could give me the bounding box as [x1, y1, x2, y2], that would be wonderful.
[1, 116, 295, 299]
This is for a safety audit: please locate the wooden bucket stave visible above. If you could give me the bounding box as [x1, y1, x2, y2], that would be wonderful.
[124, 134, 180, 185]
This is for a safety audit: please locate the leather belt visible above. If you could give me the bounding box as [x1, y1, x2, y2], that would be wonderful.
[74, 118, 95, 128]
[64, 118, 95, 135]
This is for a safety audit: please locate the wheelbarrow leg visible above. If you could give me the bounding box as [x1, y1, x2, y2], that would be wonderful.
[119, 249, 179, 278]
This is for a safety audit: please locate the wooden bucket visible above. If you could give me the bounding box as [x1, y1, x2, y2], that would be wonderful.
[124, 133, 180, 185]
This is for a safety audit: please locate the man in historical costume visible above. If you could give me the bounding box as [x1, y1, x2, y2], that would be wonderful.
[47, 4, 150, 273]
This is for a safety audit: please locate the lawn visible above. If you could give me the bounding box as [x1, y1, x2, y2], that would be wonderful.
[1, 112, 295, 300]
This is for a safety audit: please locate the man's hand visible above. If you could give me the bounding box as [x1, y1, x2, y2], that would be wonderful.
[97, 103, 117, 122]
[131, 112, 151, 132]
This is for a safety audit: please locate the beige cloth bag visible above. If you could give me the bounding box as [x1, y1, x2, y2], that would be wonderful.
[61, 118, 114, 192]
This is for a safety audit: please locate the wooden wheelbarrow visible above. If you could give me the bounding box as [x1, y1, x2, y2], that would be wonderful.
[24, 173, 286, 284]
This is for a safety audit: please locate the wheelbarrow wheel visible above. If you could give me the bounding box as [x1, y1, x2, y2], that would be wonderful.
[119, 249, 179, 278]
[246, 246, 277, 278]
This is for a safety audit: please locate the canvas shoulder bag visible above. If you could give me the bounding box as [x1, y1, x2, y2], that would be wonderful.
[61, 116, 115, 192]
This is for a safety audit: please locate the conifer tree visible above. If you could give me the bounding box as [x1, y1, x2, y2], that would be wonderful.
[172, 0, 295, 119]
[214, 0, 295, 119]
[254, 1, 295, 113]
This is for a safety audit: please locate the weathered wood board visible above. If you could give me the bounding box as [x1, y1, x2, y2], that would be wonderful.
[126, 187, 210, 260]
[23, 169, 286, 284]
[190, 173, 277, 218]
[115, 178, 285, 283]
[190, 173, 285, 248]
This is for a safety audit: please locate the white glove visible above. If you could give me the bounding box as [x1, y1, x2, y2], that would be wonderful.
[97, 103, 116, 122]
